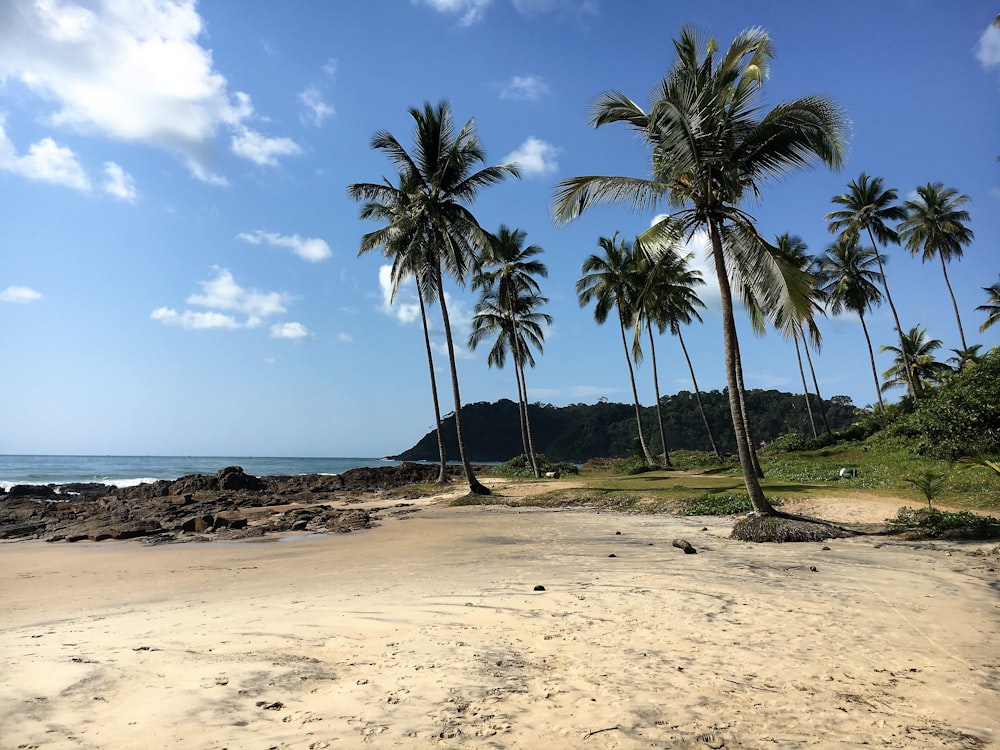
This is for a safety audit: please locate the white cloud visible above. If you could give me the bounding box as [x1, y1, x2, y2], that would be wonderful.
[186, 268, 289, 323]
[337, 332, 353, 343]
[322, 58, 338, 79]
[299, 87, 334, 127]
[977, 24, 1000, 69]
[499, 75, 548, 101]
[502, 136, 559, 177]
[238, 230, 332, 262]
[0, 118, 90, 191]
[150, 307, 240, 330]
[414, 0, 491, 25]
[102, 161, 137, 201]
[230, 127, 302, 167]
[270, 321, 311, 340]
[511, 0, 598, 16]
[648, 218, 720, 315]
[378, 265, 422, 324]
[0, 285, 42, 303]
[0, 0, 298, 182]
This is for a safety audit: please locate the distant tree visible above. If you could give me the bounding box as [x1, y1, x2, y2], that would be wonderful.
[899, 183, 975, 351]
[880, 325, 950, 395]
[976, 280, 1000, 333]
[348, 101, 518, 495]
[577, 234, 656, 466]
[948, 344, 984, 373]
[826, 173, 913, 394]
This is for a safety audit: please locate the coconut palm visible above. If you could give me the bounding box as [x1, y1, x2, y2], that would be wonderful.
[978, 280, 1000, 332]
[353, 171, 450, 482]
[825, 173, 913, 393]
[879, 325, 950, 395]
[948, 344, 984, 373]
[472, 226, 550, 477]
[816, 234, 887, 409]
[553, 26, 847, 514]
[577, 234, 656, 466]
[899, 183, 975, 350]
[348, 100, 519, 495]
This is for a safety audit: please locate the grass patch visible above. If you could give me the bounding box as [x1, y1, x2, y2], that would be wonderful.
[682, 493, 784, 516]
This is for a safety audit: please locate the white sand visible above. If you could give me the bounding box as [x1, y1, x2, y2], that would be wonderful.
[1, 484, 997, 749]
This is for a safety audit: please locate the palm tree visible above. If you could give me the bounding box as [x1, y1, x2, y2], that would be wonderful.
[978, 280, 1000, 332]
[948, 344, 984, 373]
[553, 27, 847, 515]
[825, 173, 913, 393]
[899, 182, 975, 351]
[577, 233, 656, 466]
[816, 234, 887, 409]
[880, 325, 950, 395]
[348, 100, 519, 495]
[353, 171, 450, 483]
[472, 226, 550, 477]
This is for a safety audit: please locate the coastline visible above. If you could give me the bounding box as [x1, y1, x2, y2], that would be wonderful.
[2, 481, 997, 749]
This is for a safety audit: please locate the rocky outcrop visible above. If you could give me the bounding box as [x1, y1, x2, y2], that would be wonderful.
[0, 463, 455, 543]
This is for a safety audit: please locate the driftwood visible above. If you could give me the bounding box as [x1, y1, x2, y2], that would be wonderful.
[672, 538, 697, 554]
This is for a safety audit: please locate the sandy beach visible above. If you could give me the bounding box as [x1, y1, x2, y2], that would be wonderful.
[2, 481, 997, 749]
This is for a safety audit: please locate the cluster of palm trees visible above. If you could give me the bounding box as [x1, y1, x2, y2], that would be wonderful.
[350, 28, 994, 514]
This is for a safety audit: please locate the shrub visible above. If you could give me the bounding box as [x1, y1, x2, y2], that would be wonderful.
[492, 453, 579, 478]
[683, 493, 783, 516]
[887, 506, 1000, 539]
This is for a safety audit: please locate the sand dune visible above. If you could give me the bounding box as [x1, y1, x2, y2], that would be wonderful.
[1, 486, 997, 749]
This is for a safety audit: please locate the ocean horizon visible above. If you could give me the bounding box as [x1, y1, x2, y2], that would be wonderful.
[0, 454, 404, 490]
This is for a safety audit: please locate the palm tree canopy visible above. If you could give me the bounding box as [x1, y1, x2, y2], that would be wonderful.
[978, 281, 1000, 333]
[879, 325, 950, 393]
[816, 234, 885, 319]
[474, 225, 548, 298]
[898, 182, 974, 264]
[469, 289, 551, 370]
[825, 172, 906, 246]
[576, 233, 640, 326]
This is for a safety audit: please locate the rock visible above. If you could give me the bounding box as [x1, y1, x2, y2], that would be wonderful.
[216, 466, 266, 492]
[8, 484, 56, 498]
[672, 539, 697, 554]
[533, 585, 546, 591]
[180, 515, 215, 533]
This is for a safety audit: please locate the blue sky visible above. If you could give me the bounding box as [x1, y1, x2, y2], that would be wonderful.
[1, 0, 998, 457]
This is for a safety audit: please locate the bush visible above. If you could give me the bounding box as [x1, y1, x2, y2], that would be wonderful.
[492, 453, 579, 478]
[612, 456, 654, 475]
[764, 432, 807, 453]
[887, 506, 1000, 539]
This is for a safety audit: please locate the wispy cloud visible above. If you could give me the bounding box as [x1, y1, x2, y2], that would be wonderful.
[238, 230, 332, 262]
[0, 285, 42, 304]
[502, 137, 559, 177]
[150, 308, 241, 330]
[0, 0, 299, 183]
[499, 75, 549, 101]
[511, 0, 598, 17]
[299, 87, 334, 127]
[102, 162, 137, 201]
[270, 321, 311, 340]
[977, 23, 1000, 70]
[414, 0, 492, 25]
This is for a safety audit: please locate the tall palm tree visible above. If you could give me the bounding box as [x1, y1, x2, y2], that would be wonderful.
[899, 182, 975, 351]
[816, 234, 887, 409]
[472, 226, 550, 477]
[577, 234, 656, 466]
[553, 27, 847, 514]
[825, 173, 913, 394]
[978, 280, 1000, 332]
[469, 287, 551, 476]
[880, 325, 950, 395]
[348, 100, 519, 495]
[353, 171, 450, 482]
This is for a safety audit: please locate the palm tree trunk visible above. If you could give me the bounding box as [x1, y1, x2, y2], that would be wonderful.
[733, 338, 764, 479]
[417, 287, 449, 483]
[519, 360, 542, 478]
[859, 311, 885, 410]
[940, 254, 967, 351]
[618, 308, 655, 466]
[801, 335, 831, 435]
[647, 323, 671, 467]
[677, 329, 721, 458]
[512, 350, 531, 458]
[869, 228, 916, 396]
[508, 300, 540, 478]
[793, 332, 817, 438]
[709, 220, 774, 514]
[435, 264, 489, 495]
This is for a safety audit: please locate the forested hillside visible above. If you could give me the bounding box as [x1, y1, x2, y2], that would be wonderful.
[390, 390, 860, 463]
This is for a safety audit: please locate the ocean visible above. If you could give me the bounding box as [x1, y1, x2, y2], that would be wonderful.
[0, 455, 402, 490]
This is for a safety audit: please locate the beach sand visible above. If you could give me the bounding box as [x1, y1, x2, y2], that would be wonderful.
[1, 481, 997, 749]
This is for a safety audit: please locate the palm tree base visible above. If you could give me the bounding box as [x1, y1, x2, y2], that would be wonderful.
[467, 478, 492, 495]
[730, 513, 853, 543]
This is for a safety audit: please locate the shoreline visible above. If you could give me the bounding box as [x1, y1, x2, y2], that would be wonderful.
[2, 483, 998, 749]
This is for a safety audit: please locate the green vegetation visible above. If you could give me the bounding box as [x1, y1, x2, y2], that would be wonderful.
[887, 507, 1000, 539]
[491, 453, 578, 479]
[682, 493, 784, 516]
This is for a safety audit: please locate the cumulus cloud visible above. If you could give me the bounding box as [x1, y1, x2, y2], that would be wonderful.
[102, 161, 137, 201]
[378, 265, 422, 324]
[150, 307, 240, 330]
[502, 136, 559, 177]
[0, 285, 43, 303]
[977, 23, 1000, 69]
[237, 230, 332, 262]
[0, 118, 90, 190]
[299, 87, 334, 127]
[0, 0, 299, 182]
[270, 321, 311, 340]
[499, 75, 548, 101]
[414, 0, 491, 25]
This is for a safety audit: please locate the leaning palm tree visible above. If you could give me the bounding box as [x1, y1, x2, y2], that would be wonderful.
[816, 234, 887, 409]
[825, 173, 914, 394]
[553, 26, 847, 515]
[353, 171, 450, 482]
[880, 325, 950, 395]
[978, 280, 1000, 332]
[472, 226, 550, 477]
[348, 100, 519, 495]
[577, 234, 656, 466]
[899, 182, 975, 351]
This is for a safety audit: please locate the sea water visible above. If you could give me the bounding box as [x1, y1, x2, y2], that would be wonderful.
[0, 455, 402, 490]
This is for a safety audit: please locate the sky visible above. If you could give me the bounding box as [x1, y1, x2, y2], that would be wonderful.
[1, 0, 998, 458]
